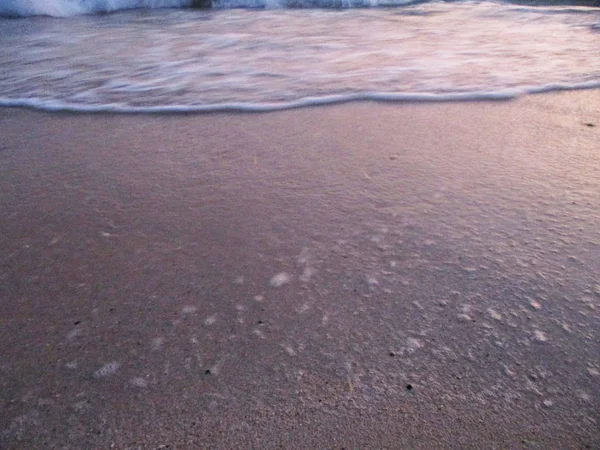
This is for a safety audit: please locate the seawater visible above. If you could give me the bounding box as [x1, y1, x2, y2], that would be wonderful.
[0, 0, 599, 112]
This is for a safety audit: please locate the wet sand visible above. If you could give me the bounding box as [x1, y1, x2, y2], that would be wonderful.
[1, 92, 599, 449]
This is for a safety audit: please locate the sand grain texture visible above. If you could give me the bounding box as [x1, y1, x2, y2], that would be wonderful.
[1, 92, 599, 449]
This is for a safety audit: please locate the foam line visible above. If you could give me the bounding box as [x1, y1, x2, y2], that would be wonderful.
[1, 81, 600, 113]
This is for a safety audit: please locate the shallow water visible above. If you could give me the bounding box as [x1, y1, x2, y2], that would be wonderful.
[1, 2, 600, 111]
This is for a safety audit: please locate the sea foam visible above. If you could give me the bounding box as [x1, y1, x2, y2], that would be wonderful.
[0, 0, 190, 17]
[1, 82, 600, 113]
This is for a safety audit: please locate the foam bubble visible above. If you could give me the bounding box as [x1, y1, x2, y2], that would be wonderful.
[533, 330, 548, 342]
[406, 338, 424, 354]
[252, 328, 266, 339]
[587, 367, 599, 377]
[270, 273, 291, 287]
[366, 276, 379, 286]
[296, 303, 310, 313]
[282, 344, 297, 356]
[487, 308, 502, 321]
[73, 400, 91, 412]
[528, 298, 542, 310]
[131, 377, 148, 388]
[93, 362, 120, 378]
[205, 315, 217, 325]
[300, 267, 317, 282]
[65, 361, 78, 370]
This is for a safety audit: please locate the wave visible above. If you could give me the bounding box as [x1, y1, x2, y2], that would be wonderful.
[0, 0, 419, 16]
[0, 0, 421, 16]
[1, 81, 600, 113]
[1, 0, 598, 17]
[0, 0, 191, 17]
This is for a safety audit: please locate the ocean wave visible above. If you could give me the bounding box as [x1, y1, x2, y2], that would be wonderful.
[0, 0, 191, 17]
[1, 81, 600, 113]
[0, 0, 417, 16]
[1, 0, 598, 17]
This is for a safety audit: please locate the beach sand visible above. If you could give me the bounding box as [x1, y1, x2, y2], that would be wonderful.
[1, 91, 599, 449]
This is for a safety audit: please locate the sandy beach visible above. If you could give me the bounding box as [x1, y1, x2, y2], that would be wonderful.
[1, 91, 599, 449]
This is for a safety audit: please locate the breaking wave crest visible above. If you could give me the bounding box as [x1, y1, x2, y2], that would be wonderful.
[0, 0, 191, 17]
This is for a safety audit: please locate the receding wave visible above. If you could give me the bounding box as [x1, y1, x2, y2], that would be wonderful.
[2, 81, 600, 113]
[1, 0, 598, 17]
[2, 1, 599, 112]
[0, 0, 424, 17]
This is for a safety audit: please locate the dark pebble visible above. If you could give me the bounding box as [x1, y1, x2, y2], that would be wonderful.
[73, 320, 81, 325]
[406, 384, 413, 391]
[204, 369, 211, 375]
[585, 123, 595, 127]
[389, 352, 395, 357]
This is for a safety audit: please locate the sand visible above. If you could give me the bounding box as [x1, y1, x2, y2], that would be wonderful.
[1, 91, 599, 449]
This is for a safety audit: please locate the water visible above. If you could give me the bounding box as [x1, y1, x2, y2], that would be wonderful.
[0, 0, 599, 112]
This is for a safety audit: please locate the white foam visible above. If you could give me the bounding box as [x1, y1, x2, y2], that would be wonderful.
[204, 314, 217, 325]
[0, 0, 429, 16]
[528, 298, 542, 310]
[2, 81, 600, 114]
[93, 361, 120, 378]
[252, 328, 266, 339]
[366, 276, 379, 286]
[406, 337, 424, 354]
[65, 361, 78, 370]
[487, 308, 502, 321]
[4, 0, 598, 17]
[533, 330, 548, 342]
[0, 0, 190, 17]
[130, 377, 149, 387]
[270, 272, 291, 287]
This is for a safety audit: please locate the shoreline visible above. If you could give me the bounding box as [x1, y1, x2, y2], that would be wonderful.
[2, 82, 600, 114]
[1, 90, 599, 449]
